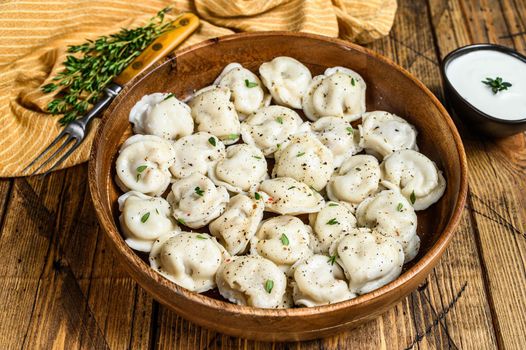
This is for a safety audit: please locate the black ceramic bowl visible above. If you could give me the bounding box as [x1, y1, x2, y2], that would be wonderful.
[441, 44, 526, 138]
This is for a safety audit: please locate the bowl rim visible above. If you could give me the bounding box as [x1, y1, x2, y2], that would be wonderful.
[89, 31, 468, 318]
[440, 43, 526, 125]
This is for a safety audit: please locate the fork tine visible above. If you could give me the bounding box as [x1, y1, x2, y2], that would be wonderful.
[41, 139, 81, 177]
[30, 136, 75, 176]
[22, 129, 68, 174]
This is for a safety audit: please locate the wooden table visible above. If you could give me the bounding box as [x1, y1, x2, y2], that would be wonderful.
[1, 0, 525, 349]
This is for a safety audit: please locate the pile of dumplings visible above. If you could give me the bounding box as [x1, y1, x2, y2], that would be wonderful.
[115, 57, 447, 309]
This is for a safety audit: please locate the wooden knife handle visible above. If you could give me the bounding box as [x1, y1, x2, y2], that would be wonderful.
[113, 13, 199, 85]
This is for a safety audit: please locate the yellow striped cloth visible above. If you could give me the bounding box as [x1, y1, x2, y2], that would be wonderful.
[0, 0, 397, 177]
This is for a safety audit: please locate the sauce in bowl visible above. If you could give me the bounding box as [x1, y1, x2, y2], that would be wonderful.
[445, 49, 526, 121]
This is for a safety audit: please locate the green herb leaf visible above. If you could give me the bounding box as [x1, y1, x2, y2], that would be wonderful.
[351, 78, 356, 86]
[264, 279, 274, 293]
[163, 92, 175, 101]
[482, 76, 512, 94]
[252, 155, 262, 160]
[208, 137, 216, 147]
[196, 234, 208, 240]
[194, 186, 204, 196]
[296, 151, 305, 157]
[328, 254, 337, 265]
[245, 79, 258, 88]
[287, 186, 296, 190]
[140, 212, 150, 223]
[280, 233, 289, 246]
[227, 134, 239, 140]
[254, 192, 261, 200]
[410, 190, 416, 205]
[276, 116, 283, 124]
[355, 167, 361, 171]
[136, 165, 147, 181]
[396, 203, 403, 212]
[155, 208, 159, 215]
[328, 203, 339, 207]
[177, 218, 186, 225]
[346, 126, 354, 134]
[326, 218, 339, 225]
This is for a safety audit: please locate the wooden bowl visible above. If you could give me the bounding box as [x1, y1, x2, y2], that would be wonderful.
[88, 32, 468, 341]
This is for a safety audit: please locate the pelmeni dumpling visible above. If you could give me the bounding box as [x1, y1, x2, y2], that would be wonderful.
[257, 177, 325, 215]
[259, 56, 312, 109]
[380, 150, 446, 210]
[359, 111, 418, 158]
[170, 132, 226, 179]
[118, 191, 178, 252]
[302, 67, 366, 122]
[240, 105, 304, 156]
[167, 173, 229, 229]
[209, 194, 264, 255]
[356, 190, 419, 261]
[214, 63, 270, 119]
[272, 133, 334, 191]
[129, 93, 193, 140]
[208, 144, 268, 193]
[326, 155, 381, 206]
[188, 86, 241, 145]
[250, 215, 313, 272]
[292, 254, 355, 306]
[308, 201, 357, 254]
[149, 232, 227, 293]
[330, 228, 404, 295]
[116, 134, 176, 196]
[216, 255, 288, 308]
[310, 117, 362, 167]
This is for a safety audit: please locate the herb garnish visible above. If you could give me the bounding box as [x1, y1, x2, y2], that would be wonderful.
[326, 218, 339, 225]
[351, 78, 356, 86]
[196, 234, 207, 240]
[208, 137, 216, 147]
[287, 186, 296, 190]
[194, 186, 204, 196]
[245, 79, 258, 88]
[264, 279, 274, 293]
[396, 203, 403, 212]
[163, 93, 175, 101]
[42, 7, 175, 124]
[136, 165, 147, 181]
[141, 212, 150, 223]
[328, 254, 337, 265]
[276, 116, 283, 124]
[328, 203, 339, 207]
[254, 192, 261, 200]
[252, 155, 262, 160]
[280, 233, 289, 246]
[482, 77, 512, 94]
[227, 134, 239, 140]
[346, 126, 353, 134]
[296, 151, 305, 157]
[410, 190, 416, 205]
[177, 218, 186, 225]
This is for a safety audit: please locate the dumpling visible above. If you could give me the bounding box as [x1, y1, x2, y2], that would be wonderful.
[291, 254, 355, 306]
[129, 92, 193, 140]
[118, 191, 178, 252]
[355, 190, 419, 261]
[310, 117, 362, 167]
[216, 255, 288, 308]
[380, 150, 446, 210]
[170, 132, 226, 179]
[326, 155, 381, 206]
[329, 228, 404, 294]
[167, 173, 229, 229]
[308, 201, 357, 254]
[240, 105, 304, 156]
[359, 111, 418, 158]
[115, 134, 175, 196]
[214, 63, 270, 119]
[209, 194, 264, 255]
[257, 177, 325, 215]
[259, 56, 312, 109]
[188, 86, 241, 145]
[208, 144, 268, 193]
[149, 231, 227, 293]
[302, 67, 366, 122]
[272, 133, 334, 191]
[250, 215, 313, 272]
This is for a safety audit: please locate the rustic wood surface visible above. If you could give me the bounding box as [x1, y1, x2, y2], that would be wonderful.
[0, 0, 524, 348]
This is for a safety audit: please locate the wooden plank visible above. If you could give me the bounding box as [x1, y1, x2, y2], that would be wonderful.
[428, 0, 526, 348]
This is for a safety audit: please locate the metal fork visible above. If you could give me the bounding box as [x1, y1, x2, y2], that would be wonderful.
[22, 83, 122, 176]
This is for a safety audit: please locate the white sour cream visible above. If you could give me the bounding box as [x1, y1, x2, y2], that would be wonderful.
[446, 50, 526, 121]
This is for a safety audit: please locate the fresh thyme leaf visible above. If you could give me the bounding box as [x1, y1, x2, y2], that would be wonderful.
[194, 186, 205, 196]
[328, 254, 337, 265]
[287, 186, 296, 190]
[254, 192, 261, 200]
[296, 151, 305, 157]
[177, 218, 186, 225]
[410, 190, 416, 205]
[482, 76, 512, 94]
[245, 79, 258, 88]
[136, 165, 147, 181]
[326, 218, 339, 225]
[141, 212, 150, 223]
[208, 137, 216, 147]
[43, 7, 175, 124]
[351, 78, 356, 86]
[252, 155, 262, 160]
[155, 208, 159, 214]
[276, 116, 283, 124]
[280, 233, 289, 246]
[396, 203, 403, 212]
[346, 126, 353, 134]
[328, 203, 338, 207]
[196, 234, 207, 240]
[264, 279, 274, 293]
[163, 92, 175, 100]
[227, 133, 239, 140]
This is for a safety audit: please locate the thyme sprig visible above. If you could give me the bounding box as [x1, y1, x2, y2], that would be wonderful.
[482, 76, 512, 94]
[42, 7, 174, 124]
